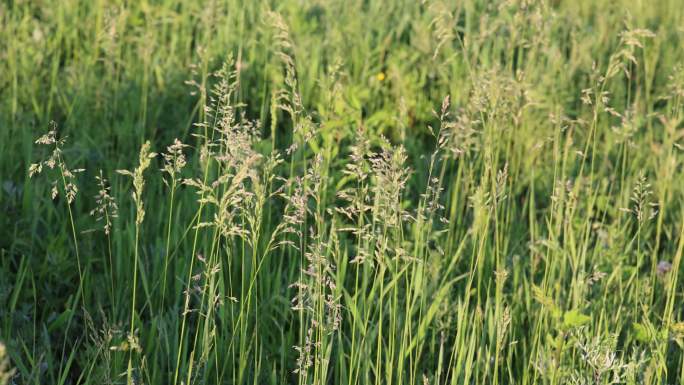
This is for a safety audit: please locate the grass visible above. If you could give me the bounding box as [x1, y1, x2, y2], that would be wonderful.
[1, 0, 684, 384]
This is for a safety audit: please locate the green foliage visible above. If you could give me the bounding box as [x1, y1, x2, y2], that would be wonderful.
[562, 310, 592, 330]
[1, 0, 684, 384]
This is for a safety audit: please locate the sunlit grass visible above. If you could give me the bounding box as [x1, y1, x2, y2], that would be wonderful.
[1, 1, 684, 384]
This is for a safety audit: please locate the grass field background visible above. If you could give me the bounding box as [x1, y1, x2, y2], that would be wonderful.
[2, 0, 684, 384]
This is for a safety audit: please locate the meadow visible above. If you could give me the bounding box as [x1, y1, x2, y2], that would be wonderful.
[1, 0, 684, 384]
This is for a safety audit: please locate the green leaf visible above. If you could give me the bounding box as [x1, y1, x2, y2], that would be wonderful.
[562, 310, 591, 329]
[48, 309, 74, 333]
[632, 322, 651, 343]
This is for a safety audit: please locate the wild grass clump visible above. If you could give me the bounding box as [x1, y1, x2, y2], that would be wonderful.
[2, 1, 684, 384]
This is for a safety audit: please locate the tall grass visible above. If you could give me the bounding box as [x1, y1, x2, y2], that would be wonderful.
[2, 0, 684, 384]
